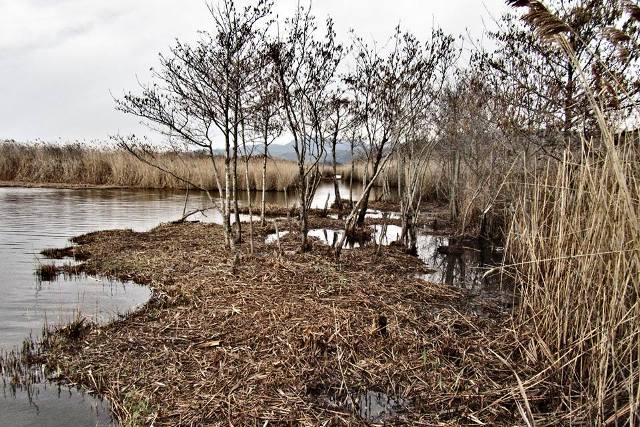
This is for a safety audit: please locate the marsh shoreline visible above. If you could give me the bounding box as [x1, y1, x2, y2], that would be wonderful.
[28, 215, 528, 426]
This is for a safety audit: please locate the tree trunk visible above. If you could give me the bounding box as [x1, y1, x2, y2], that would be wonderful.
[261, 136, 268, 226]
[206, 146, 228, 246]
[299, 163, 309, 252]
[356, 148, 384, 225]
[232, 125, 241, 242]
[335, 150, 392, 258]
[331, 118, 342, 209]
[332, 140, 342, 210]
[349, 140, 354, 205]
[450, 149, 460, 222]
[397, 154, 403, 200]
[224, 133, 233, 249]
[245, 159, 254, 254]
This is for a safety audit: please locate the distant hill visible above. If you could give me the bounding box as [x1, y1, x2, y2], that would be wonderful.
[216, 141, 353, 164]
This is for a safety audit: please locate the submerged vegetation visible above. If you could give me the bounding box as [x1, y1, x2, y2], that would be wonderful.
[2, 0, 639, 425]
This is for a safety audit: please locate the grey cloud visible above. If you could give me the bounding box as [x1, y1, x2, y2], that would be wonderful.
[0, 0, 510, 142]
[0, 3, 130, 59]
[0, 22, 94, 57]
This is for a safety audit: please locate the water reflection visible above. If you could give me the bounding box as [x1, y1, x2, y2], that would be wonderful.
[304, 222, 506, 297]
[327, 389, 407, 423]
[308, 229, 353, 248]
[355, 390, 407, 422]
[264, 230, 289, 244]
[0, 187, 192, 426]
[415, 234, 508, 296]
[0, 383, 113, 427]
[307, 228, 374, 250]
[372, 224, 402, 245]
[311, 181, 379, 209]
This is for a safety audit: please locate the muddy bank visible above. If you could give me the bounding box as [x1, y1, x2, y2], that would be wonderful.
[36, 221, 529, 425]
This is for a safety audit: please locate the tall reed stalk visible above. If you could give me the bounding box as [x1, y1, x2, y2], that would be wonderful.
[506, 137, 639, 423]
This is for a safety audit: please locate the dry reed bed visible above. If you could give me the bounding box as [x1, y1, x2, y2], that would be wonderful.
[506, 140, 640, 424]
[35, 222, 536, 425]
[0, 142, 299, 191]
[337, 159, 446, 199]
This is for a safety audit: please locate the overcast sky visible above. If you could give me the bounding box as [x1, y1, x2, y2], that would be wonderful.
[0, 0, 511, 144]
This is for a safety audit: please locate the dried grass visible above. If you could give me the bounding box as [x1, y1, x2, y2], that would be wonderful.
[338, 159, 447, 203]
[505, 138, 640, 424]
[498, 6, 640, 422]
[0, 141, 300, 191]
[35, 222, 533, 425]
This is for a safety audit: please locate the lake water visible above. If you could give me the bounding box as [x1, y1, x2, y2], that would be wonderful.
[0, 182, 503, 425]
[0, 187, 210, 426]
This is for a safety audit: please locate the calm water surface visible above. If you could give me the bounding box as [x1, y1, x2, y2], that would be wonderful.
[0, 187, 225, 426]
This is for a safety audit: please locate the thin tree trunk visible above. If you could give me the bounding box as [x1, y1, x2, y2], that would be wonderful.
[204, 147, 230, 245]
[349, 140, 354, 205]
[332, 142, 342, 209]
[182, 184, 190, 218]
[382, 174, 390, 201]
[299, 162, 309, 251]
[397, 154, 403, 200]
[224, 133, 233, 249]
[331, 121, 342, 209]
[450, 149, 460, 222]
[239, 115, 253, 253]
[232, 130, 242, 242]
[245, 160, 254, 254]
[275, 222, 282, 256]
[261, 134, 268, 226]
[335, 150, 393, 258]
[356, 147, 384, 225]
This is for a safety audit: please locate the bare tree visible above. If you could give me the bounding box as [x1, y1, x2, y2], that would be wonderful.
[337, 28, 456, 251]
[269, 6, 344, 251]
[488, 0, 640, 149]
[209, 0, 273, 243]
[344, 29, 420, 228]
[115, 0, 272, 247]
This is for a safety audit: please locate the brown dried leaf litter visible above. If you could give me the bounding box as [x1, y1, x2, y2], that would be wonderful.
[37, 222, 538, 426]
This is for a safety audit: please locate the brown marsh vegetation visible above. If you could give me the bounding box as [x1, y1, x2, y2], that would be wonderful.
[36, 221, 523, 425]
[5, 0, 640, 425]
[0, 141, 299, 192]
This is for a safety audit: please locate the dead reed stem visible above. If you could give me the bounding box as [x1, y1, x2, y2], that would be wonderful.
[506, 138, 640, 424]
[36, 222, 529, 425]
